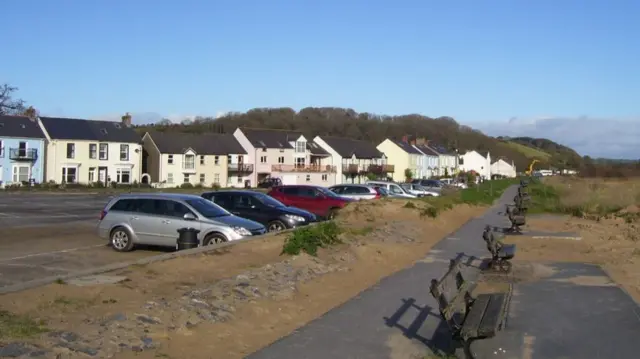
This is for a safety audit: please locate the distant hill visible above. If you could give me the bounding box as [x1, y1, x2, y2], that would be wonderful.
[135, 107, 582, 172]
[496, 136, 583, 170]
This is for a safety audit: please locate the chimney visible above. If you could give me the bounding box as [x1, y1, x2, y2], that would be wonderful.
[410, 140, 416, 146]
[401, 135, 408, 143]
[121, 112, 132, 127]
[415, 137, 427, 146]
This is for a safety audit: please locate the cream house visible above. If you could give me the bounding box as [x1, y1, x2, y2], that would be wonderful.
[314, 136, 393, 184]
[234, 128, 336, 186]
[460, 150, 492, 179]
[38, 115, 142, 184]
[491, 158, 517, 178]
[376, 138, 423, 182]
[142, 131, 249, 187]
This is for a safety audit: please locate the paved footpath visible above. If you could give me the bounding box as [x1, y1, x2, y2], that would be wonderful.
[248, 186, 640, 359]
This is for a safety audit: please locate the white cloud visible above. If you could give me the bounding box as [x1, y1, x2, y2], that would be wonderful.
[478, 116, 640, 159]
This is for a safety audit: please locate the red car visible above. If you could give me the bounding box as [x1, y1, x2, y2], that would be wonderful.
[267, 185, 353, 220]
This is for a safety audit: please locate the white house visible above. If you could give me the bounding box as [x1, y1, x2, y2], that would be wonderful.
[38, 114, 143, 184]
[413, 143, 440, 178]
[314, 136, 393, 184]
[491, 158, 517, 178]
[429, 145, 458, 177]
[460, 150, 492, 180]
[234, 128, 336, 186]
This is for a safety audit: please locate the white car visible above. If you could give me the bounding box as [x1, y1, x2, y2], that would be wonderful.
[365, 180, 417, 198]
[400, 183, 440, 197]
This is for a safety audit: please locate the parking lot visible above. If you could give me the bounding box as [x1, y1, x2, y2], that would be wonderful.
[0, 192, 160, 290]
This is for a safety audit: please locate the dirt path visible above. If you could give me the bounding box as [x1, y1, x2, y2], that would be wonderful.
[0, 200, 484, 359]
[506, 215, 640, 302]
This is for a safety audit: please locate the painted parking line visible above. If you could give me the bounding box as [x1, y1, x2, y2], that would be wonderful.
[0, 244, 106, 263]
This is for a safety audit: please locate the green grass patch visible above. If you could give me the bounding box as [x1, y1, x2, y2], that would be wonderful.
[527, 181, 626, 219]
[459, 178, 520, 205]
[500, 141, 552, 160]
[0, 310, 49, 339]
[281, 221, 342, 256]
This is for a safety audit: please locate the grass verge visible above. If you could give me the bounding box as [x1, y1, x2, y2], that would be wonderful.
[0, 310, 48, 339]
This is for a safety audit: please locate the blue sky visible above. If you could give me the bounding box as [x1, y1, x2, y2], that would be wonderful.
[2, 0, 639, 158]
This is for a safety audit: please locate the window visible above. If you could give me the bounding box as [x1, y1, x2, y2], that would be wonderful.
[116, 169, 131, 184]
[120, 144, 129, 161]
[227, 176, 233, 185]
[167, 173, 174, 184]
[199, 173, 205, 184]
[458, 158, 464, 165]
[279, 149, 284, 153]
[200, 155, 205, 165]
[322, 174, 328, 181]
[295, 157, 305, 167]
[183, 173, 190, 183]
[88, 167, 96, 182]
[99, 143, 108, 160]
[260, 156, 267, 163]
[214, 156, 219, 165]
[66, 143, 75, 159]
[184, 154, 195, 169]
[109, 199, 137, 212]
[278, 156, 284, 164]
[163, 200, 195, 218]
[306, 174, 311, 182]
[168, 155, 174, 164]
[0, 140, 3, 157]
[389, 185, 403, 194]
[295, 141, 306, 153]
[237, 176, 242, 184]
[12, 165, 29, 183]
[214, 173, 220, 184]
[184, 198, 230, 218]
[62, 167, 77, 183]
[227, 155, 233, 164]
[233, 195, 257, 209]
[89, 144, 97, 159]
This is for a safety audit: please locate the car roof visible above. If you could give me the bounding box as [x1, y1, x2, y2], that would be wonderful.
[271, 185, 322, 189]
[112, 193, 204, 201]
[329, 184, 371, 187]
[202, 190, 263, 196]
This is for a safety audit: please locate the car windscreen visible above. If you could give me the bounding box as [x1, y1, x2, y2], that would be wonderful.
[254, 193, 286, 207]
[316, 187, 340, 198]
[185, 198, 231, 218]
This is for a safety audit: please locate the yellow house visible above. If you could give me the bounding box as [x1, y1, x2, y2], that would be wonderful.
[376, 138, 423, 182]
[38, 116, 143, 184]
[142, 131, 250, 187]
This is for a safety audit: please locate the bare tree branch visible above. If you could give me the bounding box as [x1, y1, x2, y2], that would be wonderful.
[0, 83, 26, 115]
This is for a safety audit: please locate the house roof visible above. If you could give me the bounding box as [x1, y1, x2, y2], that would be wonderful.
[414, 144, 440, 156]
[391, 139, 422, 154]
[39, 117, 141, 143]
[319, 136, 384, 159]
[147, 131, 246, 155]
[239, 128, 328, 155]
[430, 144, 456, 156]
[0, 115, 47, 139]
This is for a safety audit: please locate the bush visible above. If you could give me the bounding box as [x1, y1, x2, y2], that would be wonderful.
[281, 221, 342, 256]
[180, 182, 194, 189]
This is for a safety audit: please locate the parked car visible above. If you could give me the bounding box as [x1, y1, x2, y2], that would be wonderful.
[267, 185, 353, 219]
[371, 186, 389, 197]
[201, 190, 317, 232]
[439, 178, 467, 189]
[257, 177, 282, 189]
[400, 183, 440, 197]
[97, 193, 266, 252]
[412, 179, 445, 191]
[328, 184, 385, 201]
[365, 180, 417, 198]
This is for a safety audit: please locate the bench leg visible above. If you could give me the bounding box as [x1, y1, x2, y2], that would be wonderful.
[487, 258, 512, 273]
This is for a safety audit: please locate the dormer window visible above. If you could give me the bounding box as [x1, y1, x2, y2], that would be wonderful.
[114, 123, 121, 129]
[295, 141, 306, 153]
[101, 128, 108, 135]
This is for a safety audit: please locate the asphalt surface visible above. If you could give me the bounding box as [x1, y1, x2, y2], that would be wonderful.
[0, 192, 114, 227]
[0, 192, 160, 290]
[248, 186, 640, 359]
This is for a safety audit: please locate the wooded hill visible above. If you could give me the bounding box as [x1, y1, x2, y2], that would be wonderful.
[135, 107, 584, 172]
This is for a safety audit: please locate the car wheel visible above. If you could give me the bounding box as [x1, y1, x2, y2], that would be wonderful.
[268, 220, 287, 232]
[326, 208, 339, 220]
[110, 227, 134, 252]
[202, 233, 227, 246]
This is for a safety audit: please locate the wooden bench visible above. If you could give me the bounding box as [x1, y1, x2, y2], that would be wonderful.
[482, 226, 516, 272]
[513, 195, 529, 213]
[430, 259, 513, 355]
[505, 205, 526, 233]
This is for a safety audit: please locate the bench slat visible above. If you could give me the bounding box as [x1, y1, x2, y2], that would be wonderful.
[477, 293, 509, 337]
[459, 294, 491, 339]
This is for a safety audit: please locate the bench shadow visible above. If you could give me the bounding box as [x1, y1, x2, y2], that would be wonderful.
[383, 297, 461, 356]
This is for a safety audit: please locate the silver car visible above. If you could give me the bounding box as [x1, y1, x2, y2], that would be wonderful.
[97, 193, 266, 252]
[328, 184, 381, 200]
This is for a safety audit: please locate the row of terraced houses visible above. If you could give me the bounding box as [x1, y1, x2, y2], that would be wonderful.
[0, 114, 515, 188]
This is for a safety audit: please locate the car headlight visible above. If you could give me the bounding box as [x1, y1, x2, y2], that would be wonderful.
[232, 226, 252, 236]
[285, 214, 305, 222]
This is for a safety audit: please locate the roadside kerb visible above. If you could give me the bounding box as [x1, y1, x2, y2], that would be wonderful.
[0, 224, 309, 295]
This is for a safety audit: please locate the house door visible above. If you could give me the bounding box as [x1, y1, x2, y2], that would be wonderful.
[98, 167, 107, 183]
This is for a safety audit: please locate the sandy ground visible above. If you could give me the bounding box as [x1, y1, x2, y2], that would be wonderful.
[0, 200, 485, 359]
[505, 215, 640, 302]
